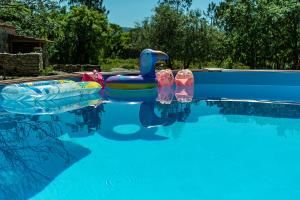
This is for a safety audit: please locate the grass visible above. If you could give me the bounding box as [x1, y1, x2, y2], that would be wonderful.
[101, 58, 139, 72]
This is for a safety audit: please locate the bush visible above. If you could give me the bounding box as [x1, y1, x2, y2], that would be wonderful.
[40, 65, 56, 76]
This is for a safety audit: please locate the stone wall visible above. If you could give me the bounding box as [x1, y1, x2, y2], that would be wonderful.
[0, 53, 43, 76]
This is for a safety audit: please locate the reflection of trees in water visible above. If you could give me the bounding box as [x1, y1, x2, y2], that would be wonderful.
[71, 104, 105, 133]
[206, 101, 300, 119]
[0, 114, 64, 138]
[0, 105, 104, 199]
[155, 101, 193, 122]
[206, 101, 300, 137]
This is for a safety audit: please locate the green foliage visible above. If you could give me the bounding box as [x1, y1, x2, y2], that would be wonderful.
[0, 0, 298, 71]
[159, 0, 193, 11]
[214, 0, 300, 69]
[51, 6, 109, 64]
[132, 5, 183, 67]
[0, 1, 62, 38]
[179, 9, 210, 68]
[149, 5, 186, 65]
[40, 65, 55, 76]
[132, 4, 219, 69]
[65, 0, 107, 13]
[104, 23, 131, 59]
[130, 19, 152, 50]
[132, 0, 299, 70]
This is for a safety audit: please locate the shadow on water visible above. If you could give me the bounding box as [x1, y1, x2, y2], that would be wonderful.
[0, 94, 107, 199]
[0, 113, 91, 200]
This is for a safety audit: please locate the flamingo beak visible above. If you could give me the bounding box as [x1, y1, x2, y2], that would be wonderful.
[155, 51, 169, 62]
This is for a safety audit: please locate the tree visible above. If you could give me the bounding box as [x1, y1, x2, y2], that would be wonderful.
[149, 4, 185, 66]
[0, 0, 15, 5]
[103, 23, 131, 59]
[53, 6, 109, 64]
[158, 0, 193, 11]
[214, 0, 300, 69]
[180, 9, 209, 68]
[130, 19, 153, 51]
[0, 0, 62, 39]
[66, 0, 107, 13]
[205, 2, 216, 26]
[131, 4, 214, 68]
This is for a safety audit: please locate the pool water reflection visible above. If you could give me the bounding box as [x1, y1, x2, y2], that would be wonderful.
[1, 86, 300, 199]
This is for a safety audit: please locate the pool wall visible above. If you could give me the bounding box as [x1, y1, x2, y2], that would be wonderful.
[194, 71, 300, 102]
[194, 71, 300, 86]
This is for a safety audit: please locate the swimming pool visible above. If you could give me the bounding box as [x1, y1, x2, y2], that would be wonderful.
[1, 71, 300, 200]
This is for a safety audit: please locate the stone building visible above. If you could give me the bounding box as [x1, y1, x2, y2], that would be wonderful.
[0, 21, 49, 77]
[0, 21, 47, 53]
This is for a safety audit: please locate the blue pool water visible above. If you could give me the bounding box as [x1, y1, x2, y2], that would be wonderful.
[1, 72, 300, 200]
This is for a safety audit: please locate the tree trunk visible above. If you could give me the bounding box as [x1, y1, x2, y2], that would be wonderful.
[168, 57, 173, 70]
[183, 59, 190, 69]
[217, 58, 225, 68]
[186, 60, 190, 69]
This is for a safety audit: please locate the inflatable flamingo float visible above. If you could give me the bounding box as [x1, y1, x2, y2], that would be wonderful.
[82, 70, 105, 88]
